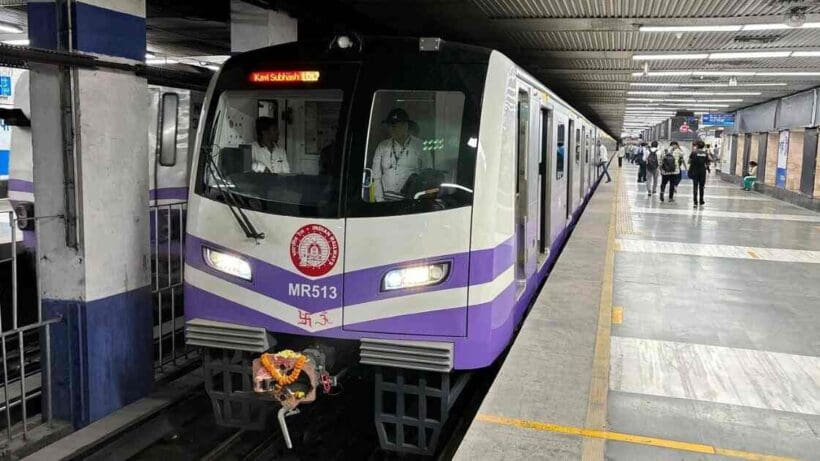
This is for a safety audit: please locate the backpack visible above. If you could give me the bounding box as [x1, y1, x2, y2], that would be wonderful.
[661, 151, 676, 173]
[646, 149, 659, 170]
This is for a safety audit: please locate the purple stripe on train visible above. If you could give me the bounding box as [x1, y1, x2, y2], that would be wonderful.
[185, 234, 516, 313]
[150, 187, 188, 201]
[185, 282, 516, 368]
[8, 179, 34, 194]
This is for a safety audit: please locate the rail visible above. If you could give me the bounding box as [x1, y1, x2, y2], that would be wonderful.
[150, 201, 197, 380]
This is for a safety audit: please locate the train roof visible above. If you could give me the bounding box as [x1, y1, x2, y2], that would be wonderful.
[221, 36, 493, 68]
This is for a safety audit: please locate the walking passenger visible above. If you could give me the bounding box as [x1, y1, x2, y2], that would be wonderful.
[670, 141, 687, 188]
[645, 141, 660, 197]
[636, 143, 647, 183]
[689, 140, 710, 207]
[659, 147, 678, 202]
[597, 140, 611, 183]
[617, 145, 624, 168]
[743, 161, 758, 191]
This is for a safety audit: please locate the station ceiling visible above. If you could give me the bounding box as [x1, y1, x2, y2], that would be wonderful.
[3, 0, 820, 137]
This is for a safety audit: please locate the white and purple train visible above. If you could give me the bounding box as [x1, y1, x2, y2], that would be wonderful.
[184, 36, 614, 454]
[6, 70, 201, 252]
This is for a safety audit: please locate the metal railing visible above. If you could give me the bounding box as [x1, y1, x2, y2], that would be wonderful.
[150, 202, 196, 380]
[0, 212, 61, 449]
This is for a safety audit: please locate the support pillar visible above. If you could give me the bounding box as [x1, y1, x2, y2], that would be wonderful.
[230, 0, 297, 53]
[27, 0, 151, 427]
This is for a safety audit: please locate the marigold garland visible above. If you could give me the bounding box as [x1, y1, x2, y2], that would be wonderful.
[260, 351, 307, 387]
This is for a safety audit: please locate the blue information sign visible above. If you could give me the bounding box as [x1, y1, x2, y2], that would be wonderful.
[0, 76, 10, 97]
[701, 113, 734, 127]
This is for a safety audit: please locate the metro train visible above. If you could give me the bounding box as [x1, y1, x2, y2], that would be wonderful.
[6, 70, 202, 251]
[183, 36, 615, 455]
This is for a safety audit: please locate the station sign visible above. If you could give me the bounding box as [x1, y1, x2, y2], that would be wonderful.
[701, 113, 735, 127]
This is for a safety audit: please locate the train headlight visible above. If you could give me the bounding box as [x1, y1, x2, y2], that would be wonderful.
[381, 262, 450, 291]
[203, 247, 252, 281]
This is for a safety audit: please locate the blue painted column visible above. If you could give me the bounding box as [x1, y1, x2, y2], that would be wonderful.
[27, 0, 151, 428]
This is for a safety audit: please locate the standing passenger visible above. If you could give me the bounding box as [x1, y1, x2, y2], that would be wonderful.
[645, 141, 660, 197]
[689, 140, 710, 208]
[617, 144, 624, 168]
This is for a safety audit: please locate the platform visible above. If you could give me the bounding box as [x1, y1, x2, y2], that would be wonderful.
[455, 163, 820, 460]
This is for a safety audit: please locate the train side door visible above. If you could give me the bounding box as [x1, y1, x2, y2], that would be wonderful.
[579, 125, 586, 200]
[515, 88, 537, 292]
[566, 118, 575, 219]
[552, 114, 568, 242]
[537, 106, 553, 263]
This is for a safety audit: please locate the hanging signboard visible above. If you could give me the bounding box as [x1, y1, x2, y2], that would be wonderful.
[776, 130, 789, 188]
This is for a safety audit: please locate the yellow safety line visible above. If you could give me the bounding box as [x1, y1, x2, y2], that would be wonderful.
[611, 306, 623, 325]
[580, 161, 620, 460]
[476, 414, 798, 461]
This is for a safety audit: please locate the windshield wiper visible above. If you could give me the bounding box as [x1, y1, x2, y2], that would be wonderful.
[204, 149, 265, 240]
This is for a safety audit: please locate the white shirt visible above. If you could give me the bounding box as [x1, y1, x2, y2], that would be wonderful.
[251, 141, 290, 174]
[597, 144, 608, 163]
[371, 135, 427, 202]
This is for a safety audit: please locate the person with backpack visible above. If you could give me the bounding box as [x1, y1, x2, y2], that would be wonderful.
[659, 147, 678, 202]
[689, 140, 710, 207]
[636, 143, 647, 183]
[645, 141, 661, 197]
[669, 141, 687, 187]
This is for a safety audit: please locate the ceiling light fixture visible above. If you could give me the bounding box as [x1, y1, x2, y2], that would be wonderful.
[629, 82, 788, 87]
[634, 70, 820, 78]
[2, 39, 29, 46]
[639, 22, 820, 33]
[628, 91, 760, 96]
[0, 22, 23, 34]
[633, 53, 709, 60]
[709, 51, 792, 59]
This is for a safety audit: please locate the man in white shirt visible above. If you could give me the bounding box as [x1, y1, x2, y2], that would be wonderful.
[371, 108, 427, 202]
[597, 140, 611, 183]
[251, 116, 290, 174]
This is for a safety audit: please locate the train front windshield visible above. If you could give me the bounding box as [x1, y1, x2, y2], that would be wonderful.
[201, 88, 475, 217]
[203, 89, 345, 216]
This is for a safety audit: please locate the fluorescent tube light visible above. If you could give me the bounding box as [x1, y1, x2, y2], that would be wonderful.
[755, 71, 820, 76]
[628, 91, 760, 96]
[709, 51, 791, 59]
[639, 23, 820, 33]
[791, 51, 820, 57]
[0, 23, 23, 34]
[2, 39, 29, 46]
[633, 54, 708, 61]
[741, 22, 820, 31]
[639, 25, 742, 32]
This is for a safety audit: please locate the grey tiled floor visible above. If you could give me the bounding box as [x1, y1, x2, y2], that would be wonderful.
[607, 165, 820, 460]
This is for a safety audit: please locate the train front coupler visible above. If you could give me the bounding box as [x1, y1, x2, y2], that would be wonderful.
[252, 346, 341, 448]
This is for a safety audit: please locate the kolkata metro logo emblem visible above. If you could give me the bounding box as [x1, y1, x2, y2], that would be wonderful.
[290, 224, 339, 277]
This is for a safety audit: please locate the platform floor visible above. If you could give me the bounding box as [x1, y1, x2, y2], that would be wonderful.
[456, 162, 820, 460]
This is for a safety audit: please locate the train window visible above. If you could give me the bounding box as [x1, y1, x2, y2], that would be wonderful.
[201, 89, 344, 215]
[361, 90, 469, 207]
[158, 93, 179, 166]
[556, 123, 565, 179]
